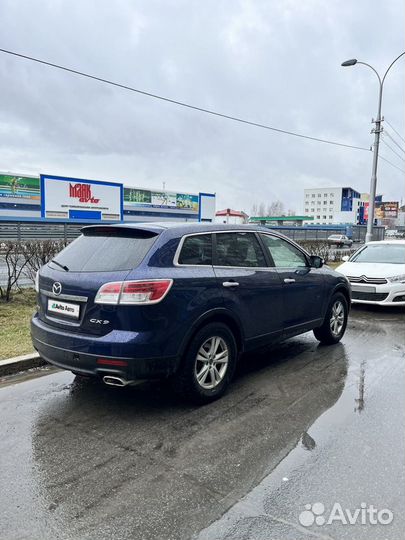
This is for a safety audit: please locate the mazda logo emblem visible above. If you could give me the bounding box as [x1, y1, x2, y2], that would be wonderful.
[52, 282, 62, 296]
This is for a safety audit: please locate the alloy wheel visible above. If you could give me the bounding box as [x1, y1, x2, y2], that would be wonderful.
[330, 300, 345, 336]
[194, 336, 229, 389]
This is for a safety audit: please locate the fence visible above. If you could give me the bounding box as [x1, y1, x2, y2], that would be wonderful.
[0, 219, 386, 243]
[0, 220, 85, 242]
[264, 224, 385, 242]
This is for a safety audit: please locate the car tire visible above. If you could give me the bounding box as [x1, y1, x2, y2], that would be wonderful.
[313, 292, 348, 345]
[173, 322, 238, 404]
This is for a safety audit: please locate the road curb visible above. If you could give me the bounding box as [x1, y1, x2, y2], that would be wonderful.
[0, 352, 47, 376]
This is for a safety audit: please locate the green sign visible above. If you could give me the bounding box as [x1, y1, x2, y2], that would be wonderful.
[0, 174, 40, 200]
[124, 187, 198, 212]
[124, 188, 152, 205]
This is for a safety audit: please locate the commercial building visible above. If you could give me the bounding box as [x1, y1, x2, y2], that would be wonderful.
[248, 215, 313, 226]
[0, 171, 215, 223]
[215, 209, 248, 224]
[303, 187, 363, 225]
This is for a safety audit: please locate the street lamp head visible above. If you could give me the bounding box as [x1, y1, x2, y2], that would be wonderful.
[341, 58, 358, 67]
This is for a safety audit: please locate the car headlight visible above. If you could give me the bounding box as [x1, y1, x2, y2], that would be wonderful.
[387, 274, 405, 284]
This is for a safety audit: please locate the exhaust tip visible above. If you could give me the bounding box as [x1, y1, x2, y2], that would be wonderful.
[103, 375, 128, 387]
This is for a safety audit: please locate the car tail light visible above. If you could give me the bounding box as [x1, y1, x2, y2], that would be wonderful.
[94, 282, 122, 304]
[120, 280, 173, 304]
[95, 279, 173, 305]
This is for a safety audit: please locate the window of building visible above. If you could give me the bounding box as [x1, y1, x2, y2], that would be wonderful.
[312, 194, 316, 198]
[318, 193, 322, 197]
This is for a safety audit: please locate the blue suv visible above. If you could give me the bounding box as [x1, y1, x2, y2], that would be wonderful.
[31, 223, 350, 403]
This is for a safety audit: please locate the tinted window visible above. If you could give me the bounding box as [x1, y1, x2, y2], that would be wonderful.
[49, 231, 157, 272]
[215, 233, 266, 267]
[178, 234, 212, 265]
[261, 235, 308, 268]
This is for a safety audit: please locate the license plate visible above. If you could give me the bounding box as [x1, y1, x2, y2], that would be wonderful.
[47, 299, 80, 319]
[350, 285, 376, 293]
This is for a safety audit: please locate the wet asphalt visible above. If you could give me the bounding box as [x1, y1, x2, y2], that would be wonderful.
[0, 306, 404, 540]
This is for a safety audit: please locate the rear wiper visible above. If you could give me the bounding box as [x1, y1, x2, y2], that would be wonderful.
[50, 259, 69, 272]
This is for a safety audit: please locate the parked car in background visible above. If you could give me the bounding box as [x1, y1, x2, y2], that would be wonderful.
[336, 240, 405, 306]
[31, 223, 351, 403]
[385, 229, 405, 239]
[327, 234, 353, 247]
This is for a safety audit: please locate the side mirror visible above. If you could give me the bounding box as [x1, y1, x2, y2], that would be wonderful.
[342, 255, 349, 262]
[309, 255, 324, 268]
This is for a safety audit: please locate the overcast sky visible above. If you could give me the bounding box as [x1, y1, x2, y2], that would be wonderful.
[0, 0, 404, 214]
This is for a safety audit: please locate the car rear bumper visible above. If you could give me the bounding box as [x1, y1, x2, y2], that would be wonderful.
[31, 314, 180, 378]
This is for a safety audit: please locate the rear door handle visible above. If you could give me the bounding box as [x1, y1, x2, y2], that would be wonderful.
[222, 281, 240, 288]
[284, 278, 296, 284]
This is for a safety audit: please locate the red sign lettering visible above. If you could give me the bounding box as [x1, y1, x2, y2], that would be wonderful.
[69, 183, 100, 204]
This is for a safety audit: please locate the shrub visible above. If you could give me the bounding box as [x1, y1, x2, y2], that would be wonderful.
[0, 240, 68, 302]
[22, 240, 68, 283]
[297, 240, 357, 263]
[0, 241, 31, 302]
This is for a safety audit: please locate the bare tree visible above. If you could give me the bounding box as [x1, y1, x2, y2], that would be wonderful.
[22, 240, 68, 283]
[267, 200, 285, 216]
[251, 200, 290, 218]
[258, 202, 266, 217]
[0, 242, 32, 302]
[0, 240, 68, 301]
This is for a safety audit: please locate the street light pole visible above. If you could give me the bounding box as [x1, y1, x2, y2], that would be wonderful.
[342, 53, 405, 243]
[366, 67, 383, 244]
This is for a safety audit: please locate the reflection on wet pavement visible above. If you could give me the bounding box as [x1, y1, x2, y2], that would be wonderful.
[198, 306, 405, 540]
[0, 306, 404, 540]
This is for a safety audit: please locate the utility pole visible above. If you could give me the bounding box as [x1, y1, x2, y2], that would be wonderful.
[341, 52, 405, 243]
[367, 84, 383, 244]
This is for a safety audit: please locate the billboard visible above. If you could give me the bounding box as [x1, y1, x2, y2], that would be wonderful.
[375, 201, 399, 219]
[124, 187, 199, 212]
[198, 193, 216, 222]
[41, 174, 123, 221]
[0, 173, 40, 200]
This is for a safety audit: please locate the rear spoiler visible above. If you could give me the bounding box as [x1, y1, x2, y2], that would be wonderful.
[81, 225, 161, 238]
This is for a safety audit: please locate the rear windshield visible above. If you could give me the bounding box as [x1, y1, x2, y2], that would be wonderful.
[49, 229, 158, 272]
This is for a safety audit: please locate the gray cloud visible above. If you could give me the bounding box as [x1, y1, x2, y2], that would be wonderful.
[0, 0, 404, 213]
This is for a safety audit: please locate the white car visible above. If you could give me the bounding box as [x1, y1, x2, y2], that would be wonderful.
[327, 234, 353, 247]
[336, 240, 405, 306]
